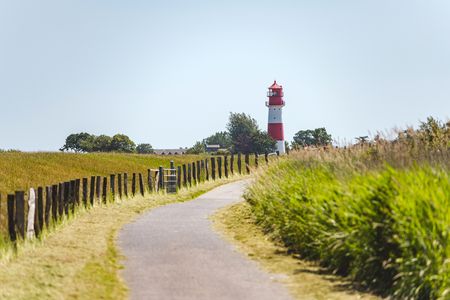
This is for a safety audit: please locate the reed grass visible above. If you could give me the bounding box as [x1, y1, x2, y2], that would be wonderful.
[245, 119, 450, 299]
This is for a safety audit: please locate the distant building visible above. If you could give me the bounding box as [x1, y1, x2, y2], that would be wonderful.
[153, 148, 186, 155]
[205, 144, 220, 153]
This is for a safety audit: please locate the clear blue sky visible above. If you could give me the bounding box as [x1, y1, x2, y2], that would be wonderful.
[1, 0, 449, 151]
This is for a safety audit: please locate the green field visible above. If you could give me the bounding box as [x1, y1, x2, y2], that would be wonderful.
[0, 152, 201, 196]
[245, 135, 450, 299]
[0, 151, 259, 237]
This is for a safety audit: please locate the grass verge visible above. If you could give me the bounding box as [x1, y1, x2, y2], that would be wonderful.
[0, 177, 241, 300]
[246, 159, 450, 299]
[212, 201, 379, 300]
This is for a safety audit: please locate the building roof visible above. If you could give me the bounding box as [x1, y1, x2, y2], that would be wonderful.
[153, 149, 186, 155]
[269, 80, 282, 89]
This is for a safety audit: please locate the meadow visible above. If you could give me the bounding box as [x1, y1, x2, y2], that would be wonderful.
[245, 119, 450, 299]
[0, 152, 201, 196]
[0, 151, 258, 238]
[0, 150, 252, 298]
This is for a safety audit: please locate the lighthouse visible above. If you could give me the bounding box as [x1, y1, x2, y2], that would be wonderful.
[266, 80, 286, 154]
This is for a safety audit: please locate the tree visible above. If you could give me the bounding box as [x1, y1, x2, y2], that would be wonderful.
[292, 127, 332, 148]
[92, 135, 112, 152]
[186, 141, 205, 154]
[110, 134, 136, 153]
[203, 131, 231, 148]
[60, 132, 95, 152]
[136, 143, 154, 154]
[227, 112, 276, 154]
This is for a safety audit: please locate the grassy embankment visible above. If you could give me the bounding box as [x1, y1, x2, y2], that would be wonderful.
[0, 152, 255, 237]
[212, 201, 379, 300]
[245, 123, 449, 299]
[0, 152, 200, 196]
[0, 170, 244, 299]
[0, 152, 198, 244]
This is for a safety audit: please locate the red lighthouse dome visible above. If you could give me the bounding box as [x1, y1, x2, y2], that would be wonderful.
[267, 81, 285, 106]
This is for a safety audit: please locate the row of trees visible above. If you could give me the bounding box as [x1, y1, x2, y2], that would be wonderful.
[187, 113, 277, 154]
[60, 133, 154, 154]
[291, 127, 332, 148]
[187, 112, 334, 154]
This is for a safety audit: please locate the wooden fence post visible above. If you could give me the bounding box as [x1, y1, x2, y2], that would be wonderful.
[153, 170, 158, 192]
[89, 176, 95, 206]
[255, 153, 258, 168]
[75, 179, 81, 206]
[245, 153, 250, 174]
[36, 187, 44, 235]
[265, 152, 269, 164]
[205, 158, 209, 180]
[124, 173, 128, 197]
[211, 157, 216, 180]
[237, 153, 242, 174]
[139, 173, 145, 196]
[177, 166, 181, 189]
[230, 154, 234, 174]
[69, 180, 75, 213]
[224, 156, 229, 178]
[96, 176, 101, 201]
[276, 150, 280, 157]
[118, 174, 123, 198]
[44, 184, 53, 228]
[27, 188, 36, 239]
[182, 164, 187, 187]
[45, 186, 51, 226]
[158, 166, 164, 190]
[132, 173, 136, 196]
[51, 184, 58, 221]
[196, 161, 201, 182]
[82, 178, 88, 207]
[110, 174, 116, 200]
[7, 194, 16, 242]
[147, 169, 152, 193]
[64, 182, 70, 215]
[187, 163, 192, 187]
[192, 162, 196, 184]
[102, 177, 107, 203]
[217, 157, 222, 179]
[58, 183, 64, 218]
[15, 191, 25, 239]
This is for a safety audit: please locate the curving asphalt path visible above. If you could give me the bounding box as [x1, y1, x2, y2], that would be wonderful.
[117, 180, 293, 300]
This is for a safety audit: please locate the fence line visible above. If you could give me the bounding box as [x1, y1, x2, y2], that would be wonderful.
[1, 152, 278, 243]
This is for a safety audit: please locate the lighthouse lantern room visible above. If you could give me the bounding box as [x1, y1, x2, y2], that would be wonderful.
[266, 80, 286, 154]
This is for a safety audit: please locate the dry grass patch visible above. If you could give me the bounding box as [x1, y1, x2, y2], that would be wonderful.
[212, 201, 380, 300]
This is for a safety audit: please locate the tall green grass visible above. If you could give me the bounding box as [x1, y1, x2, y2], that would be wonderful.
[245, 122, 450, 299]
[247, 160, 449, 298]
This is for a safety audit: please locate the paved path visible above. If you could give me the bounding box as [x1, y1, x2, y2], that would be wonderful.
[118, 180, 293, 300]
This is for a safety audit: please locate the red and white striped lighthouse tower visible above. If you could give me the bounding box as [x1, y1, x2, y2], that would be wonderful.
[266, 80, 286, 154]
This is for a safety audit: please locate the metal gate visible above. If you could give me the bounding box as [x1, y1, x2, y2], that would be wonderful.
[163, 167, 177, 194]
